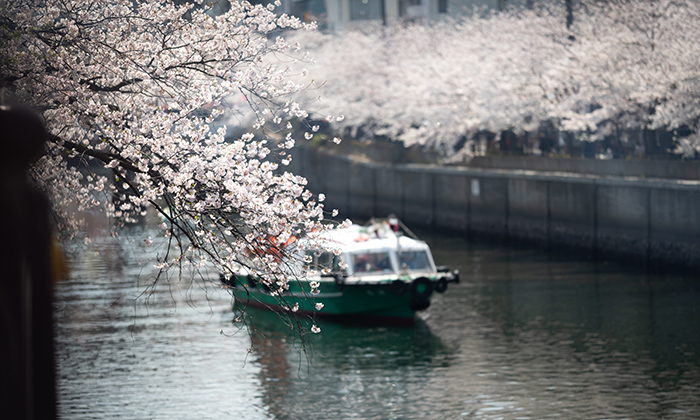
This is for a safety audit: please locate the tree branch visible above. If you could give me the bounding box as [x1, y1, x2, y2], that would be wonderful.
[81, 77, 144, 92]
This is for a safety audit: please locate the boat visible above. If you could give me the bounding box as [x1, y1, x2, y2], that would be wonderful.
[220, 217, 459, 325]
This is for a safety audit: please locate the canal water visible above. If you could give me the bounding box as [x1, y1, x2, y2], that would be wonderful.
[55, 230, 700, 419]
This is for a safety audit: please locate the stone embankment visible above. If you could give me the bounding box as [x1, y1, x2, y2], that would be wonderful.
[290, 145, 700, 270]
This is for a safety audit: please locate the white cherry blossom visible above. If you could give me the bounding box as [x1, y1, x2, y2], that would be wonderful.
[289, 0, 699, 157]
[1, 0, 337, 317]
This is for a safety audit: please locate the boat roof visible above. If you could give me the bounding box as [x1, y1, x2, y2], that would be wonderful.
[305, 222, 431, 254]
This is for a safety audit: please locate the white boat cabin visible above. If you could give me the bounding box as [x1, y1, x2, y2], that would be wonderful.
[297, 220, 438, 283]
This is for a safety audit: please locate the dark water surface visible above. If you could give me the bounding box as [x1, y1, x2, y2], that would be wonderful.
[55, 232, 700, 419]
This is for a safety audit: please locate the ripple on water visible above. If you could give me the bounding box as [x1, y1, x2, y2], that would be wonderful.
[56, 232, 700, 419]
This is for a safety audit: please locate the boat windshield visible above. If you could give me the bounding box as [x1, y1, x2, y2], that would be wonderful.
[351, 251, 394, 275]
[399, 250, 432, 271]
[304, 250, 342, 275]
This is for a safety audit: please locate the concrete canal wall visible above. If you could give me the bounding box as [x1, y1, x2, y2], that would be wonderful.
[290, 147, 700, 269]
[468, 156, 700, 180]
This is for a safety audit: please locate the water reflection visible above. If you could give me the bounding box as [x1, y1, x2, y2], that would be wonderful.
[55, 235, 268, 420]
[245, 308, 452, 365]
[425, 233, 700, 419]
[243, 308, 454, 420]
[55, 231, 700, 419]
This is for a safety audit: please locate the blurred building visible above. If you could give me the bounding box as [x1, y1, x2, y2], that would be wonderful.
[277, 0, 513, 31]
[202, 0, 530, 31]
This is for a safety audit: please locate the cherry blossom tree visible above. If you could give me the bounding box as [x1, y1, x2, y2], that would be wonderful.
[554, 0, 700, 156]
[0, 0, 344, 318]
[288, 5, 572, 159]
[291, 0, 700, 158]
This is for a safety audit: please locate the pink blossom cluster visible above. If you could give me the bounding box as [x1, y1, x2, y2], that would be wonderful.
[0, 0, 339, 304]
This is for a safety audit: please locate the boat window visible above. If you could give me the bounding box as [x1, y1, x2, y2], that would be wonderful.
[304, 250, 341, 275]
[351, 252, 393, 274]
[317, 252, 337, 271]
[399, 250, 431, 271]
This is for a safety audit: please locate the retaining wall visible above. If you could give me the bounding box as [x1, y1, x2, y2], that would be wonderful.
[469, 155, 700, 180]
[289, 147, 700, 269]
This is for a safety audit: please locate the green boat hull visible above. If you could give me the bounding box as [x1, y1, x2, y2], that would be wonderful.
[227, 275, 434, 325]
